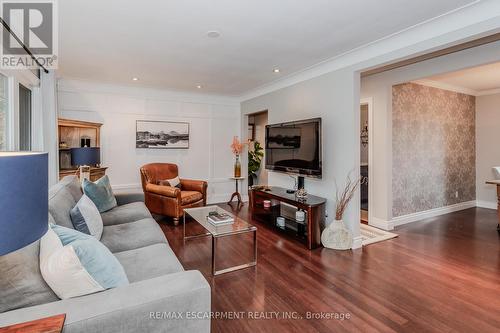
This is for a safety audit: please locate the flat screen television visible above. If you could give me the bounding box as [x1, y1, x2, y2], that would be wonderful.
[265, 118, 322, 178]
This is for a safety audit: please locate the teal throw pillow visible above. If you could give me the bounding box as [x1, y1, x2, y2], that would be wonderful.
[82, 175, 117, 213]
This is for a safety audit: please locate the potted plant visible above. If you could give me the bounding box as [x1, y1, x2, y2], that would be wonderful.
[248, 141, 264, 187]
[321, 173, 360, 250]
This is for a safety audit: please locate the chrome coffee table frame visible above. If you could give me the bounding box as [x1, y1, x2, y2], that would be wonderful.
[183, 206, 257, 276]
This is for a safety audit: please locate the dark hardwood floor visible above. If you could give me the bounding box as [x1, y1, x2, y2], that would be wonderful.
[158, 206, 500, 333]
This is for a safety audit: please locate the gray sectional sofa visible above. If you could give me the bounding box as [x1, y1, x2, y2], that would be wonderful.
[0, 176, 211, 332]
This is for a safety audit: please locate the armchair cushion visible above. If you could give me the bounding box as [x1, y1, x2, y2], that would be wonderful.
[145, 183, 180, 198]
[180, 191, 203, 205]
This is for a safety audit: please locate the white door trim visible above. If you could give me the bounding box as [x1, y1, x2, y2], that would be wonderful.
[360, 97, 374, 229]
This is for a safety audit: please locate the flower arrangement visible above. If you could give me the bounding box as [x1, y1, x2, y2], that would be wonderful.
[230, 136, 245, 156]
[230, 136, 246, 178]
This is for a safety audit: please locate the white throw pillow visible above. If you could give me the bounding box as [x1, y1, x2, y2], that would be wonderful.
[158, 176, 181, 188]
[70, 195, 103, 239]
[40, 226, 128, 299]
[40, 228, 103, 299]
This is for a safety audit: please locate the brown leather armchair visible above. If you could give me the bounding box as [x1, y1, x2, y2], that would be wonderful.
[140, 163, 208, 225]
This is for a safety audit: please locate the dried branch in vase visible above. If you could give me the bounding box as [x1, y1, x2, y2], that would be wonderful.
[334, 173, 360, 221]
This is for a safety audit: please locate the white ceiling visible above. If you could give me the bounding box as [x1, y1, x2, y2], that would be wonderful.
[418, 62, 500, 95]
[58, 0, 477, 96]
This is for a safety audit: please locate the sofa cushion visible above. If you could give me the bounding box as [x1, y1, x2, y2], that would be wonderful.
[114, 243, 184, 283]
[49, 186, 77, 229]
[100, 218, 166, 253]
[101, 202, 152, 226]
[181, 191, 203, 205]
[0, 239, 59, 313]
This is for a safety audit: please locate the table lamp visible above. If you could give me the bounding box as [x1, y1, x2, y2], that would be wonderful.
[71, 147, 100, 183]
[0, 152, 48, 256]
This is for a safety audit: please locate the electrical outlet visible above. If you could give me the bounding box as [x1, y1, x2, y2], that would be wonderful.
[455, 191, 459, 198]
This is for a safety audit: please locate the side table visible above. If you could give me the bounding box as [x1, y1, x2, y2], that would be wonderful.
[228, 177, 245, 206]
[0, 314, 65, 333]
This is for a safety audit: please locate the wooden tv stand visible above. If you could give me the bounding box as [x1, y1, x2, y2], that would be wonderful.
[249, 186, 326, 249]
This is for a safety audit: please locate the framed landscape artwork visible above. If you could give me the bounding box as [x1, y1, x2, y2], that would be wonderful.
[136, 120, 190, 149]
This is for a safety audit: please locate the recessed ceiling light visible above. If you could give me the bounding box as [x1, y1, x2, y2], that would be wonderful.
[196, 85, 202, 89]
[132, 77, 139, 81]
[206, 30, 221, 38]
[273, 68, 280, 73]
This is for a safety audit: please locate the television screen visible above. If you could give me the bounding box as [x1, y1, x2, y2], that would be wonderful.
[265, 118, 322, 178]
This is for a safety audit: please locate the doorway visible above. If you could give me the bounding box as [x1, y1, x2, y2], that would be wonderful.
[247, 111, 268, 187]
[360, 98, 373, 225]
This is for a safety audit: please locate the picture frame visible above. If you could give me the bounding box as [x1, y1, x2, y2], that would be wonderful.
[136, 120, 190, 149]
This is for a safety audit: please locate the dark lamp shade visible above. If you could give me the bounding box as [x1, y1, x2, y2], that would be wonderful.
[0, 152, 48, 256]
[71, 147, 100, 166]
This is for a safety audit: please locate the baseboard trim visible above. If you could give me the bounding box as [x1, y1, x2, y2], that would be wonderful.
[111, 183, 246, 205]
[391, 200, 477, 226]
[352, 236, 363, 250]
[208, 194, 249, 205]
[112, 184, 141, 191]
[476, 200, 497, 210]
[369, 217, 395, 231]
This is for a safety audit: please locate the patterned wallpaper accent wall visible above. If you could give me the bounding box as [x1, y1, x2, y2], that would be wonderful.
[392, 83, 476, 217]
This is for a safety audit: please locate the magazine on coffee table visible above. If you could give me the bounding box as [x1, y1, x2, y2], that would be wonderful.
[207, 211, 234, 225]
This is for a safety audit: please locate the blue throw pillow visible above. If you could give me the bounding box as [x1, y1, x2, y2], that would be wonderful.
[70, 195, 103, 239]
[41, 225, 129, 299]
[82, 175, 117, 213]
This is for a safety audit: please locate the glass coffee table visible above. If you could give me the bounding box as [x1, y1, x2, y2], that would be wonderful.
[183, 206, 257, 276]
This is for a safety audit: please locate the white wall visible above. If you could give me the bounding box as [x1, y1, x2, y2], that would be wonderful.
[57, 79, 241, 204]
[242, 68, 361, 245]
[476, 93, 500, 208]
[361, 40, 500, 227]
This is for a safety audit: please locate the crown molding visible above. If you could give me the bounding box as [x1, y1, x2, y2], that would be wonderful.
[412, 79, 500, 97]
[476, 87, 500, 96]
[240, 0, 500, 102]
[57, 77, 241, 107]
[412, 79, 480, 96]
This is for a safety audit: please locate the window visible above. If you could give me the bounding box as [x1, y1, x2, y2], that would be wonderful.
[19, 84, 32, 151]
[0, 74, 7, 150]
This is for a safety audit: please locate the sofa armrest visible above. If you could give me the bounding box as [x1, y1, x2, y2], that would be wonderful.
[0, 271, 210, 333]
[180, 179, 208, 194]
[114, 192, 145, 206]
[145, 183, 181, 198]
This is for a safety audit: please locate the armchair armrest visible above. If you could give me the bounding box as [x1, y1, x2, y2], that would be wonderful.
[0, 271, 211, 333]
[180, 179, 208, 193]
[145, 183, 181, 198]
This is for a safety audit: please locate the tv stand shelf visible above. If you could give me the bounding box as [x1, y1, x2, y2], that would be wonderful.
[249, 186, 326, 249]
